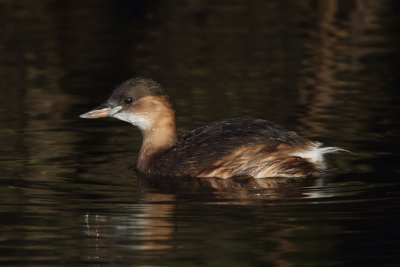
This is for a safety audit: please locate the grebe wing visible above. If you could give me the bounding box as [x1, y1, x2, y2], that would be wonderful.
[157, 118, 314, 176]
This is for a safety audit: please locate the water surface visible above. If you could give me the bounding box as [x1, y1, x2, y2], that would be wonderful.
[0, 1, 399, 266]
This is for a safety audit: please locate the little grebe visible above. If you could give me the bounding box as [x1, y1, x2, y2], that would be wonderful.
[80, 77, 342, 178]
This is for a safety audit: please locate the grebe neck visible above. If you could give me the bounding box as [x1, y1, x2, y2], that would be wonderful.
[137, 103, 177, 173]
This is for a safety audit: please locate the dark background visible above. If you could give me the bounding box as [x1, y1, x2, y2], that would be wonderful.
[0, 1, 399, 266]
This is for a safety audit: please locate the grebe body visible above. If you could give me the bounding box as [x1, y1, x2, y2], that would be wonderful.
[80, 77, 341, 178]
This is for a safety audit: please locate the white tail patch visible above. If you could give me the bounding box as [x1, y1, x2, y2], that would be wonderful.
[291, 145, 346, 164]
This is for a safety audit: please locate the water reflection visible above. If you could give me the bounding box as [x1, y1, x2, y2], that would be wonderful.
[138, 175, 322, 202]
[0, 0, 400, 266]
[298, 0, 394, 139]
[80, 176, 364, 267]
[83, 192, 175, 264]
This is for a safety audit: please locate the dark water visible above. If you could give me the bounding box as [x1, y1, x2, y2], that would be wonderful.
[1, 1, 400, 266]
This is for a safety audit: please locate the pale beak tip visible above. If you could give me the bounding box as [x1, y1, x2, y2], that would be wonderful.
[79, 113, 89, 119]
[78, 108, 112, 119]
[79, 105, 122, 119]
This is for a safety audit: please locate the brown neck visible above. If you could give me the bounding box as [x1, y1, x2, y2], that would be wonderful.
[137, 102, 177, 173]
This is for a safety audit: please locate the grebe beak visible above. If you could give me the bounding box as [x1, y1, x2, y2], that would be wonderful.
[79, 102, 123, 119]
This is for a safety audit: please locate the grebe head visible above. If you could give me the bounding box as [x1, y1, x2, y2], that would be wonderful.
[79, 77, 173, 131]
[80, 77, 177, 172]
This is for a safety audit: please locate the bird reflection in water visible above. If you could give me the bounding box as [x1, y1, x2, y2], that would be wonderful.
[82, 174, 322, 266]
[83, 192, 176, 264]
[137, 173, 321, 202]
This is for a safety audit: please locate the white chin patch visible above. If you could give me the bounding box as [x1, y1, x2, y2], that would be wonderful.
[112, 111, 150, 130]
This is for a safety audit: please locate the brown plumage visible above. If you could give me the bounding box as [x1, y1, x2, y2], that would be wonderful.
[80, 77, 342, 179]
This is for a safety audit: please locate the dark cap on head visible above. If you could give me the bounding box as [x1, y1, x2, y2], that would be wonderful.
[109, 77, 166, 104]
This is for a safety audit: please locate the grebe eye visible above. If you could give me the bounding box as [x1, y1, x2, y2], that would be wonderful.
[124, 97, 133, 104]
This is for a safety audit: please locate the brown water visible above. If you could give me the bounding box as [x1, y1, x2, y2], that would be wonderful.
[1, 1, 400, 266]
